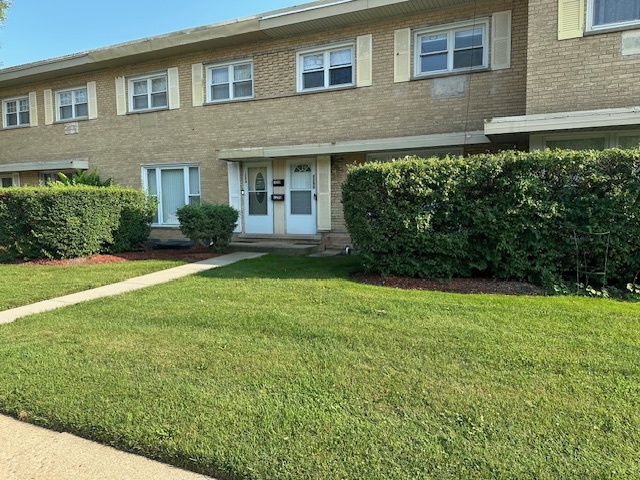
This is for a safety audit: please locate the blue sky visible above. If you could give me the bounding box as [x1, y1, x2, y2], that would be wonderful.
[0, 1, 300, 68]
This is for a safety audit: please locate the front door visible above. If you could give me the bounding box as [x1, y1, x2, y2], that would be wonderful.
[244, 163, 273, 234]
[286, 159, 316, 234]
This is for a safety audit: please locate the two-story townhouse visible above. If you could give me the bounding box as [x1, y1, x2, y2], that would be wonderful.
[486, 0, 640, 152]
[0, 0, 527, 248]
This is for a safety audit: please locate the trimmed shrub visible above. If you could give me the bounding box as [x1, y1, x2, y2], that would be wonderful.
[0, 185, 155, 259]
[176, 203, 239, 252]
[342, 149, 640, 289]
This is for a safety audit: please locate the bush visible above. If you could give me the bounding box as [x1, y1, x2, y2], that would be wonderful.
[177, 203, 238, 252]
[0, 185, 155, 259]
[342, 149, 640, 290]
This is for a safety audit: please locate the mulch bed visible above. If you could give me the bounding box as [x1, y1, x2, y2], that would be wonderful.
[18, 246, 220, 266]
[352, 272, 545, 296]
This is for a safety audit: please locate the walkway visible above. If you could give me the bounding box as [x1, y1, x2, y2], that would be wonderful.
[1, 251, 266, 479]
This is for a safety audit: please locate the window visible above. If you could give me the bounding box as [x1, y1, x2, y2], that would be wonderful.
[588, 0, 640, 31]
[533, 131, 640, 150]
[207, 61, 253, 102]
[57, 88, 88, 121]
[39, 171, 74, 185]
[3, 97, 30, 128]
[415, 20, 488, 76]
[1, 176, 14, 187]
[143, 165, 200, 225]
[297, 44, 354, 92]
[129, 74, 168, 112]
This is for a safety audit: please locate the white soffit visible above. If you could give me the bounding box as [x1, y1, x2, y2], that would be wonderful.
[218, 131, 488, 160]
[0, 159, 89, 174]
[485, 107, 640, 135]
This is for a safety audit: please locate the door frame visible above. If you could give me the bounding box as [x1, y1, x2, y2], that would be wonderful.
[243, 162, 274, 234]
[285, 158, 317, 235]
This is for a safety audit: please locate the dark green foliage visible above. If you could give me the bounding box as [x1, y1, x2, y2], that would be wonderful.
[0, 185, 155, 259]
[54, 169, 114, 187]
[177, 203, 239, 252]
[342, 149, 640, 289]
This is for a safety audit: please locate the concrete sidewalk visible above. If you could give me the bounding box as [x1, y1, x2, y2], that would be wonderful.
[0, 251, 266, 478]
[0, 251, 265, 325]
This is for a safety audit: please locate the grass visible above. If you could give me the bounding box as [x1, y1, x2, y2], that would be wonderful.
[0, 255, 639, 479]
[0, 259, 186, 311]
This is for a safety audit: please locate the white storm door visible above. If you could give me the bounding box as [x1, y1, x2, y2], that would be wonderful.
[244, 163, 273, 234]
[286, 159, 317, 234]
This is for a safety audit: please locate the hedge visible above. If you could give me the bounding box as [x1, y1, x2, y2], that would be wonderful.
[176, 203, 239, 252]
[0, 185, 156, 259]
[342, 149, 640, 289]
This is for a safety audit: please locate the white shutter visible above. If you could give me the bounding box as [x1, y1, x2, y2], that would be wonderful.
[394, 28, 411, 83]
[115, 77, 127, 115]
[168, 67, 180, 110]
[12, 173, 20, 187]
[28, 92, 38, 127]
[492, 11, 512, 70]
[356, 34, 373, 87]
[44, 89, 54, 125]
[227, 162, 242, 233]
[192, 63, 204, 107]
[316, 155, 331, 232]
[87, 81, 98, 119]
[558, 0, 584, 40]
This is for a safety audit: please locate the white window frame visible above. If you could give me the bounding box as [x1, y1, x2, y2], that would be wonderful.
[296, 42, 355, 92]
[39, 170, 76, 185]
[2, 96, 30, 128]
[414, 19, 489, 77]
[1, 175, 16, 188]
[142, 164, 201, 226]
[56, 87, 88, 121]
[128, 73, 168, 112]
[586, 0, 640, 32]
[206, 60, 254, 103]
[531, 130, 640, 150]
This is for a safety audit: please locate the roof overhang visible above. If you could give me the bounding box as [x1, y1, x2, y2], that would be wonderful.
[484, 106, 640, 135]
[0, 0, 478, 88]
[0, 159, 89, 174]
[218, 131, 489, 161]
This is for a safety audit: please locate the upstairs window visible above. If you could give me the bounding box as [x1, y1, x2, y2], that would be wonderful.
[57, 88, 88, 121]
[129, 74, 168, 112]
[297, 44, 354, 92]
[207, 61, 253, 102]
[588, 0, 640, 30]
[415, 20, 488, 76]
[3, 96, 29, 128]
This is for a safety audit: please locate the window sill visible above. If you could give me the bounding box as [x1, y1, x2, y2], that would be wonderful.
[204, 97, 254, 106]
[1, 124, 31, 130]
[150, 224, 181, 229]
[412, 67, 490, 81]
[296, 84, 356, 95]
[55, 117, 89, 124]
[127, 107, 169, 115]
[584, 23, 640, 36]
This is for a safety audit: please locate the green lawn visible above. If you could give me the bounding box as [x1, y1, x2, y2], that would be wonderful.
[0, 259, 186, 311]
[0, 255, 639, 479]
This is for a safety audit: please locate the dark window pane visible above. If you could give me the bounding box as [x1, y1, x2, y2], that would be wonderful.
[291, 191, 312, 215]
[453, 47, 484, 69]
[60, 105, 73, 119]
[75, 103, 88, 118]
[234, 81, 252, 98]
[329, 66, 352, 86]
[421, 34, 447, 54]
[249, 192, 268, 215]
[212, 84, 229, 101]
[151, 92, 167, 108]
[133, 96, 148, 110]
[421, 53, 447, 72]
[303, 71, 324, 89]
[455, 28, 483, 49]
[6, 113, 17, 126]
[19, 112, 29, 124]
[593, 0, 640, 25]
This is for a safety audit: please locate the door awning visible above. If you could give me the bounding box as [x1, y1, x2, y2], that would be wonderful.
[0, 158, 89, 174]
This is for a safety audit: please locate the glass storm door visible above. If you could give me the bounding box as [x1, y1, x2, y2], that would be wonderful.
[286, 159, 317, 234]
[244, 163, 273, 234]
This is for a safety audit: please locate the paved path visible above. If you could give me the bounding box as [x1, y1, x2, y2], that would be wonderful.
[0, 251, 266, 479]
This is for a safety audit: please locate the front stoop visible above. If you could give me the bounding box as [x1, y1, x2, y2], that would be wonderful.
[227, 241, 324, 256]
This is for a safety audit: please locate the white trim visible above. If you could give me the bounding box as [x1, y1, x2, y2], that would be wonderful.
[366, 147, 464, 162]
[142, 164, 201, 226]
[296, 42, 355, 92]
[0, 159, 89, 174]
[55, 86, 89, 122]
[414, 18, 489, 78]
[531, 129, 640, 151]
[485, 106, 640, 135]
[586, 0, 640, 32]
[206, 59, 254, 103]
[218, 131, 488, 160]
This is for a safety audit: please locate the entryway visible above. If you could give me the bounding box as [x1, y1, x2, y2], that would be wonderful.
[285, 158, 316, 235]
[243, 163, 273, 234]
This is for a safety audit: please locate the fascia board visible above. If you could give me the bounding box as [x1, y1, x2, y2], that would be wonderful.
[0, 159, 89, 174]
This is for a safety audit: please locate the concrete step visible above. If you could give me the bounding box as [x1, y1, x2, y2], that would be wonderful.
[227, 241, 324, 256]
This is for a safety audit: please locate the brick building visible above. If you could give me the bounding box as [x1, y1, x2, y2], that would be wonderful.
[1, 0, 638, 247]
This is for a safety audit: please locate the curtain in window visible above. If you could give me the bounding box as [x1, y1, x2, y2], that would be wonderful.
[593, 0, 640, 26]
[161, 169, 186, 225]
